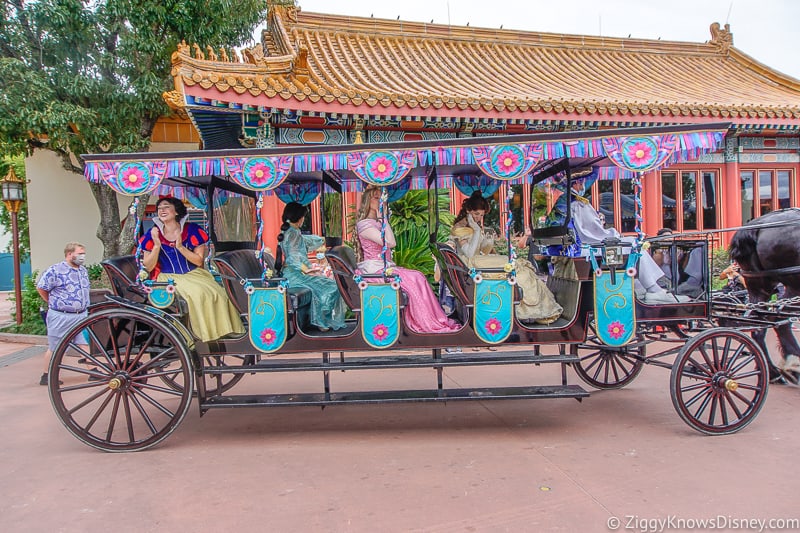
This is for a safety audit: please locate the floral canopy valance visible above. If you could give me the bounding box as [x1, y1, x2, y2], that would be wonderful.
[83, 125, 728, 196]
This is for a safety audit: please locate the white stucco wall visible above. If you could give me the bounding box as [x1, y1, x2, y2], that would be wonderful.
[26, 141, 199, 274]
[26, 150, 118, 273]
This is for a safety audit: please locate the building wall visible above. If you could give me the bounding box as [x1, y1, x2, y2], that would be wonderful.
[27, 150, 113, 274]
[27, 141, 199, 275]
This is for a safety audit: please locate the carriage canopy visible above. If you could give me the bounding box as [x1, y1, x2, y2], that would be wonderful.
[82, 123, 729, 197]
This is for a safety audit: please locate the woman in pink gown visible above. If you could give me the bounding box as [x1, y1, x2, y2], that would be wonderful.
[355, 186, 460, 334]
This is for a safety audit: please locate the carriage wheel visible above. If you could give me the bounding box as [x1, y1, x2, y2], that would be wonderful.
[48, 308, 194, 452]
[159, 354, 253, 396]
[670, 328, 769, 435]
[571, 321, 645, 389]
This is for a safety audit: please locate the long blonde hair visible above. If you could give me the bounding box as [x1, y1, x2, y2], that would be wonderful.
[353, 185, 381, 262]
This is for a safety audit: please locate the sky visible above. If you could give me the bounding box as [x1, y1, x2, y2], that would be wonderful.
[289, 0, 800, 80]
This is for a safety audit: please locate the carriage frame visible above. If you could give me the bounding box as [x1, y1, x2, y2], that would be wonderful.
[48, 122, 773, 451]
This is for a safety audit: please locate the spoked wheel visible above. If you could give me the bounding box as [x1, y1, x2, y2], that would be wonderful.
[159, 354, 254, 396]
[670, 328, 769, 435]
[571, 321, 645, 389]
[48, 308, 195, 452]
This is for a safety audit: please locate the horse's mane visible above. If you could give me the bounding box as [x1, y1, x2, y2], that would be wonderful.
[730, 227, 760, 270]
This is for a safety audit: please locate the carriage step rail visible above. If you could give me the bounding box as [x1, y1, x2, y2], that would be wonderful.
[202, 350, 580, 375]
[200, 385, 589, 409]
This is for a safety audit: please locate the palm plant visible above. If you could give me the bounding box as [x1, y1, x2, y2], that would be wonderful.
[323, 192, 343, 238]
[389, 189, 453, 279]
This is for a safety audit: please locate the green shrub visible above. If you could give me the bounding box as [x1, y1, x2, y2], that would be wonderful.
[3, 272, 46, 335]
[87, 264, 111, 290]
[87, 263, 104, 281]
[711, 247, 731, 291]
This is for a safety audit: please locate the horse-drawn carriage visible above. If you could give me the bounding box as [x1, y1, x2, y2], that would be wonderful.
[49, 122, 774, 452]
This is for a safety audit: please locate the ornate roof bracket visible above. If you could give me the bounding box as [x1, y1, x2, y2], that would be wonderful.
[708, 22, 733, 55]
[163, 90, 189, 119]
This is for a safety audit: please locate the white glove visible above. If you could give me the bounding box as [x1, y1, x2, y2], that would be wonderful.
[460, 226, 483, 258]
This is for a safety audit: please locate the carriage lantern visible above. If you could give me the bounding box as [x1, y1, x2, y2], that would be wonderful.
[604, 245, 624, 268]
[1, 168, 26, 325]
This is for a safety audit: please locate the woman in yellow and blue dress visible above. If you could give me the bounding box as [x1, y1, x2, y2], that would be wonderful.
[140, 197, 244, 342]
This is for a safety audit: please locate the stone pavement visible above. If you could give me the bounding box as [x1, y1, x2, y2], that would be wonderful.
[0, 326, 798, 532]
[0, 291, 44, 376]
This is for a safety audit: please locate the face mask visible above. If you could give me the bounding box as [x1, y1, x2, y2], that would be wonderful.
[73, 253, 86, 266]
[315, 252, 326, 261]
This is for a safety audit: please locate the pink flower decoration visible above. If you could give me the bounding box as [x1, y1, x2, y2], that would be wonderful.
[260, 328, 278, 346]
[607, 321, 626, 340]
[496, 149, 521, 175]
[370, 156, 395, 180]
[625, 141, 654, 167]
[372, 323, 389, 341]
[122, 167, 145, 188]
[248, 162, 273, 186]
[484, 318, 503, 336]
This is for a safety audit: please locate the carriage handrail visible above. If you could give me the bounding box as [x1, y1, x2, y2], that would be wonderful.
[646, 213, 800, 241]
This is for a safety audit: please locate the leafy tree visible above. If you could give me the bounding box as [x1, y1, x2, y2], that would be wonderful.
[0, 157, 30, 258]
[0, 0, 269, 257]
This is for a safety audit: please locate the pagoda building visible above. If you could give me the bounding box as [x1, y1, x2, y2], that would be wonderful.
[162, 4, 800, 249]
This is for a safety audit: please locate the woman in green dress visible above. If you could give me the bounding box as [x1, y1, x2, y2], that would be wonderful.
[277, 202, 346, 331]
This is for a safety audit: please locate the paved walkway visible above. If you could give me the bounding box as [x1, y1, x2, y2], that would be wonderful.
[0, 291, 42, 369]
[0, 331, 798, 532]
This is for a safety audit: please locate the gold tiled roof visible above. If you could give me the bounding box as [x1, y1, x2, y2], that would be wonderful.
[168, 6, 800, 123]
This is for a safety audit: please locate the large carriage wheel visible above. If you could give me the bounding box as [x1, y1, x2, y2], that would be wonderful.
[570, 320, 645, 389]
[670, 328, 769, 435]
[48, 308, 195, 452]
[159, 354, 253, 396]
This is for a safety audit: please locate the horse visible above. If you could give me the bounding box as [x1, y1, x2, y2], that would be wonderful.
[729, 208, 800, 384]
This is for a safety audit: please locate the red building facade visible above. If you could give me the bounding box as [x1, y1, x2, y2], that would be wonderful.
[164, 5, 800, 250]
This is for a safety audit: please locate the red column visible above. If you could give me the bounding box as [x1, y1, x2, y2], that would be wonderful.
[521, 183, 531, 230]
[497, 187, 507, 236]
[721, 159, 742, 247]
[642, 170, 661, 236]
[309, 197, 322, 236]
[344, 191, 359, 241]
[262, 196, 282, 255]
[452, 188, 466, 216]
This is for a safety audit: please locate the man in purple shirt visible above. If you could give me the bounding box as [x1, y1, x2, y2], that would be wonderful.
[36, 242, 90, 385]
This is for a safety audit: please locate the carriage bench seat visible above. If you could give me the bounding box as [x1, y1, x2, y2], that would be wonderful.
[432, 244, 522, 307]
[212, 250, 312, 317]
[102, 255, 147, 303]
[325, 245, 407, 312]
[101, 255, 189, 317]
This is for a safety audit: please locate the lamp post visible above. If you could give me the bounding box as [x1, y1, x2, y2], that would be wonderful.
[1, 168, 26, 325]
